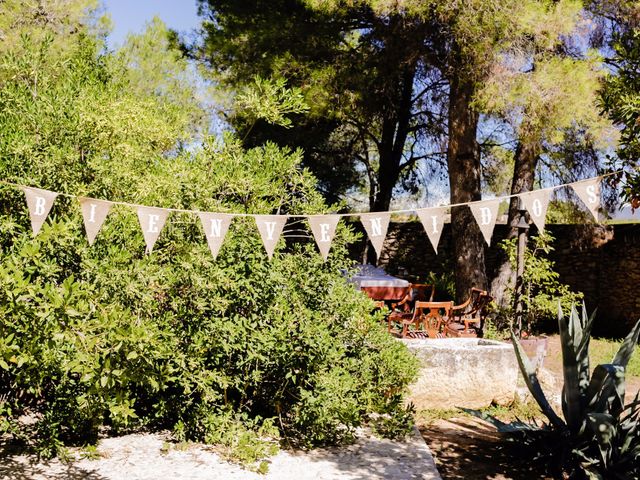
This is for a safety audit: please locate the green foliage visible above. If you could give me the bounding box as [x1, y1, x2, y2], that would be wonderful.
[499, 231, 583, 334]
[471, 304, 640, 479]
[0, 1, 419, 468]
[600, 26, 640, 204]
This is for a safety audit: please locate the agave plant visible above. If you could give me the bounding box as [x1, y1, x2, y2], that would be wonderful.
[471, 304, 640, 479]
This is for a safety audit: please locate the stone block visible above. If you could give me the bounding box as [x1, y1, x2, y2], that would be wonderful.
[401, 338, 519, 410]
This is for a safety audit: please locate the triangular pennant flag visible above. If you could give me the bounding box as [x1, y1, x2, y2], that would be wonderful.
[137, 206, 170, 253]
[308, 215, 340, 261]
[416, 207, 447, 253]
[198, 212, 233, 259]
[359, 212, 390, 259]
[571, 178, 601, 221]
[469, 199, 501, 245]
[22, 187, 58, 236]
[519, 189, 551, 232]
[78, 197, 112, 245]
[254, 215, 287, 260]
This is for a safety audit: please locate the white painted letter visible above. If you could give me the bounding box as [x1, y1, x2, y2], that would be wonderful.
[532, 199, 542, 217]
[88, 203, 97, 223]
[209, 218, 222, 237]
[480, 207, 492, 225]
[265, 221, 276, 240]
[35, 197, 46, 216]
[147, 214, 159, 233]
[586, 185, 597, 204]
[431, 216, 439, 234]
[320, 223, 330, 242]
[369, 217, 382, 237]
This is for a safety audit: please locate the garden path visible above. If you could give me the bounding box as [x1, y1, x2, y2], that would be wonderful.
[0, 426, 441, 480]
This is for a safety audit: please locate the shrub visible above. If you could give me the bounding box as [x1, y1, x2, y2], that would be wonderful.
[498, 231, 583, 334]
[0, 148, 418, 466]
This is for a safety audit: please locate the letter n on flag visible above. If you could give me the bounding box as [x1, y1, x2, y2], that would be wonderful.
[198, 212, 233, 259]
[359, 212, 390, 259]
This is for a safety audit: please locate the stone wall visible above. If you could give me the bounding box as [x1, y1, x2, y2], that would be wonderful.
[350, 222, 640, 336]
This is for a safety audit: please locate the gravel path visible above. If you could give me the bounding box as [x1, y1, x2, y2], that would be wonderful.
[0, 427, 441, 480]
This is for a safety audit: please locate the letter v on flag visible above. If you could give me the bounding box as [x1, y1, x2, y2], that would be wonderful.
[78, 197, 112, 245]
[22, 187, 58, 236]
[254, 215, 287, 260]
[469, 199, 501, 245]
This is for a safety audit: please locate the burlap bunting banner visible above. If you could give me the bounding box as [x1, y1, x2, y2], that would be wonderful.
[255, 215, 287, 260]
[360, 212, 390, 259]
[23, 187, 58, 236]
[416, 207, 447, 253]
[308, 215, 340, 260]
[469, 199, 501, 245]
[519, 189, 551, 232]
[137, 206, 170, 253]
[571, 178, 601, 221]
[198, 212, 233, 259]
[79, 197, 112, 245]
[9, 174, 609, 256]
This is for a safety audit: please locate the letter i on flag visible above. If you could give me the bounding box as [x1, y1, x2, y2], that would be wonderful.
[78, 197, 112, 245]
[469, 199, 501, 245]
[198, 212, 233, 259]
[571, 178, 601, 221]
[22, 187, 58, 236]
[416, 207, 447, 253]
[308, 215, 340, 260]
[254, 215, 287, 260]
[137, 206, 170, 253]
[360, 212, 390, 259]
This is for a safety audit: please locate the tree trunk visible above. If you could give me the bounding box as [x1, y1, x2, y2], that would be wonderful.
[489, 139, 540, 306]
[447, 75, 486, 303]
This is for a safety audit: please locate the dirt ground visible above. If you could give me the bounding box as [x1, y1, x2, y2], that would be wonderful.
[418, 335, 640, 480]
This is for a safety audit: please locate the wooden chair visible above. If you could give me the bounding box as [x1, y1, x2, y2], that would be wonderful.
[387, 284, 435, 333]
[401, 301, 453, 339]
[444, 288, 493, 337]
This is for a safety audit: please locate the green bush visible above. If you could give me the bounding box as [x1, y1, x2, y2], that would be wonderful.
[0, 6, 418, 466]
[0, 189, 418, 465]
[498, 231, 583, 334]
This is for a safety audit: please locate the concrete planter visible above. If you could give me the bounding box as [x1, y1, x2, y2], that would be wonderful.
[401, 338, 519, 409]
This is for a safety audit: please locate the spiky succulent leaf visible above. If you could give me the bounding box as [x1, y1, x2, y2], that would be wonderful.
[576, 304, 597, 396]
[559, 305, 585, 433]
[511, 330, 566, 430]
[586, 364, 626, 417]
[588, 412, 616, 467]
[461, 408, 538, 432]
[612, 320, 640, 369]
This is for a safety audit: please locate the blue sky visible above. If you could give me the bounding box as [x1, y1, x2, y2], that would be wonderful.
[103, 0, 201, 47]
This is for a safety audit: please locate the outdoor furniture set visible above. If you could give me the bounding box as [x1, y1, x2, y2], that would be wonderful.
[386, 285, 493, 338]
[348, 265, 492, 339]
